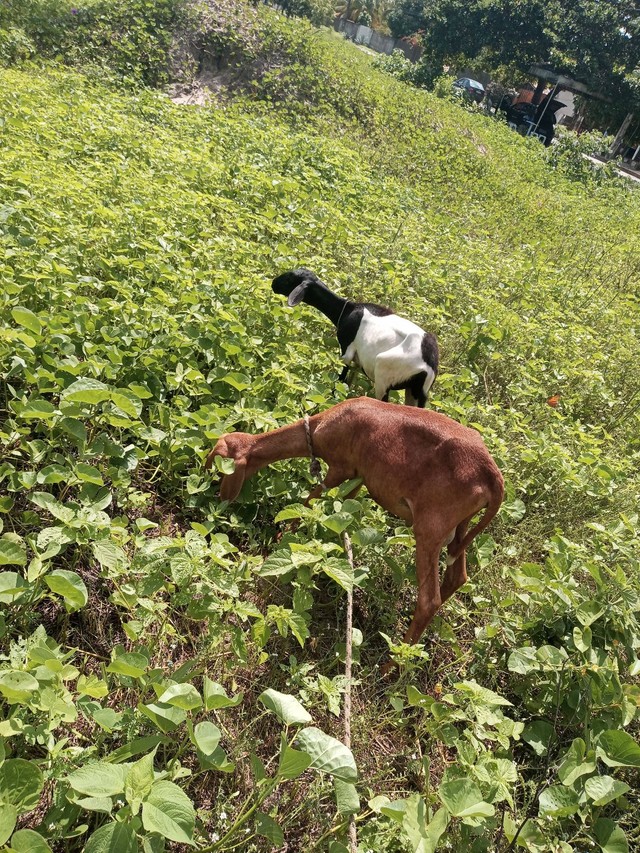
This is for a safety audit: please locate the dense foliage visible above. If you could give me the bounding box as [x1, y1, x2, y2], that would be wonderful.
[1, 2, 640, 851]
[387, 0, 640, 127]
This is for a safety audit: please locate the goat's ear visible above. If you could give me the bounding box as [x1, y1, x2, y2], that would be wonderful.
[287, 280, 310, 307]
[219, 457, 247, 502]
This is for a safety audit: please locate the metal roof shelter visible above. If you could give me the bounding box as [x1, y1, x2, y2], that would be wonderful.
[526, 64, 630, 150]
[528, 64, 607, 100]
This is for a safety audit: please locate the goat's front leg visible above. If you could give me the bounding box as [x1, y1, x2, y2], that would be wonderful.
[304, 466, 354, 507]
[381, 532, 442, 677]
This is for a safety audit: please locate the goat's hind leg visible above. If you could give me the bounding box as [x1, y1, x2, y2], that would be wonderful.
[440, 517, 471, 603]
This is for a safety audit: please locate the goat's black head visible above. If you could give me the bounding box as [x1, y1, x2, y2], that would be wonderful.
[271, 268, 320, 307]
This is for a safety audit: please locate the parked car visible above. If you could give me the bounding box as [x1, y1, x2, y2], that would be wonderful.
[453, 77, 485, 103]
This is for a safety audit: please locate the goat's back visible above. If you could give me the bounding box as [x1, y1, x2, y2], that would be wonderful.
[313, 397, 502, 497]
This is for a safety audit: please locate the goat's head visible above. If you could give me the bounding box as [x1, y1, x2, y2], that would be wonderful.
[271, 268, 320, 307]
[205, 433, 253, 502]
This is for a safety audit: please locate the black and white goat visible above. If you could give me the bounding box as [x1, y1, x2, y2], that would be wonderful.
[272, 268, 439, 407]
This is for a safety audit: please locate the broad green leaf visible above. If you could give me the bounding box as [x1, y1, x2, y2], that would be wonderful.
[379, 800, 408, 824]
[18, 399, 56, 420]
[0, 759, 44, 812]
[334, 779, 359, 815]
[0, 803, 17, 846]
[538, 785, 580, 817]
[192, 722, 221, 757]
[257, 550, 295, 578]
[73, 796, 114, 813]
[110, 390, 142, 419]
[594, 818, 629, 853]
[402, 796, 449, 853]
[368, 794, 392, 814]
[406, 685, 435, 710]
[507, 647, 538, 674]
[522, 721, 555, 756]
[597, 730, 640, 767]
[61, 378, 111, 405]
[45, 569, 88, 611]
[125, 750, 156, 813]
[139, 702, 187, 733]
[438, 778, 494, 819]
[142, 781, 195, 845]
[107, 735, 167, 764]
[536, 645, 568, 668]
[295, 728, 357, 783]
[67, 762, 126, 797]
[37, 463, 69, 483]
[219, 372, 250, 391]
[30, 492, 75, 524]
[576, 600, 605, 627]
[585, 775, 630, 806]
[0, 670, 39, 702]
[255, 812, 285, 848]
[83, 821, 137, 853]
[573, 625, 592, 652]
[455, 679, 512, 706]
[277, 743, 313, 780]
[58, 417, 87, 443]
[77, 674, 109, 699]
[92, 540, 128, 572]
[74, 463, 104, 485]
[321, 512, 354, 534]
[11, 306, 42, 335]
[274, 504, 306, 522]
[157, 683, 202, 710]
[0, 571, 28, 602]
[203, 677, 243, 709]
[213, 455, 235, 475]
[557, 738, 595, 786]
[90, 706, 123, 731]
[107, 653, 149, 678]
[11, 829, 54, 852]
[259, 689, 312, 725]
[322, 557, 354, 592]
[0, 538, 26, 567]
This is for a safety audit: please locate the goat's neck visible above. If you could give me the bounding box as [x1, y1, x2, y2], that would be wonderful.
[306, 285, 349, 327]
[246, 421, 312, 471]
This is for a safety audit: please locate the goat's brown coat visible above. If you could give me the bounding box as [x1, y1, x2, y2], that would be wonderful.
[205, 398, 503, 648]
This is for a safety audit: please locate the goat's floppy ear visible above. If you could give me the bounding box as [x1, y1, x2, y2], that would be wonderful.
[219, 457, 247, 502]
[287, 280, 310, 307]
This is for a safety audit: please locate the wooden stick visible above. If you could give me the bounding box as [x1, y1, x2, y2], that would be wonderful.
[342, 530, 357, 853]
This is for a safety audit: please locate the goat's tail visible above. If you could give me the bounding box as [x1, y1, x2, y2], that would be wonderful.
[446, 474, 504, 565]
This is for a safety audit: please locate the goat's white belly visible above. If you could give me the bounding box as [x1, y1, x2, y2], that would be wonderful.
[355, 311, 426, 382]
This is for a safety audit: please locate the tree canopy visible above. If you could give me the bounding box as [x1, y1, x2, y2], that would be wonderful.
[388, 0, 640, 125]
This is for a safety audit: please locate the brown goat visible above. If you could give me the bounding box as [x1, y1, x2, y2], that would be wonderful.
[205, 397, 504, 649]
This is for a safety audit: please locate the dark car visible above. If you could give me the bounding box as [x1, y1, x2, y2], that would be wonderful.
[453, 77, 485, 103]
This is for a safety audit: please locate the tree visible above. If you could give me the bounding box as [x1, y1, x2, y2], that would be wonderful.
[387, 0, 640, 126]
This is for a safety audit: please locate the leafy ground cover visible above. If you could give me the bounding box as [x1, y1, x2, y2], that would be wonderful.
[2, 4, 640, 851]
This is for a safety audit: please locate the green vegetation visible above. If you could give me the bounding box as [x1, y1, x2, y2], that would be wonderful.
[1, 2, 640, 851]
[387, 0, 640, 127]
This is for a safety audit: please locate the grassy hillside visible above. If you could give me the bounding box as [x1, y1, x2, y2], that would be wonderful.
[2, 5, 640, 851]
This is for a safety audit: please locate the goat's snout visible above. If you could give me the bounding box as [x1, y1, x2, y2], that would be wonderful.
[205, 434, 231, 470]
[205, 433, 251, 502]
